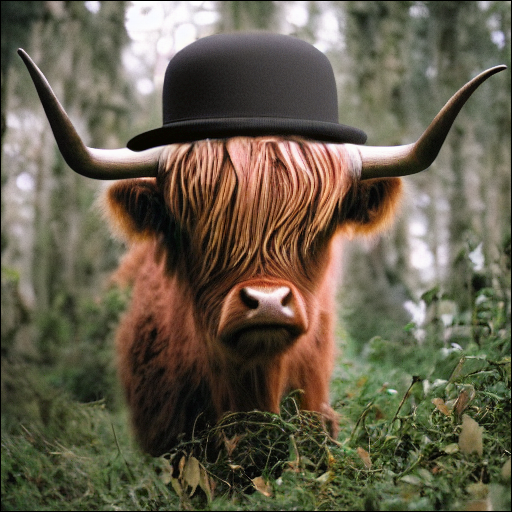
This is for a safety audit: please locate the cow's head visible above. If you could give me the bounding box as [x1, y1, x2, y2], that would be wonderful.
[104, 137, 402, 362]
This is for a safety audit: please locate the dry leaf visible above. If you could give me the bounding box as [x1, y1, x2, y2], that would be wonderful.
[326, 447, 336, 467]
[432, 398, 451, 416]
[178, 455, 186, 477]
[160, 458, 173, 485]
[501, 458, 511, 479]
[286, 458, 300, 472]
[374, 406, 385, 420]
[183, 456, 200, 496]
[454, 385, 475, 418]
[170, 477, 183, 498]
[357, 447, 372, 469]
[198, 464, 213, 502]
[431, 465, 442, 475]
[459, 414, 483, 456]
[442, 443, 459, 454]
[252, 476, 272, 497]
[167, 456, 187, 496]
[223, 432, 244, 457]
[316, 471, 332, 484]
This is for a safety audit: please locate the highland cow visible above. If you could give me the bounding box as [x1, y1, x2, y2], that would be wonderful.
[107, 137, 401, 454]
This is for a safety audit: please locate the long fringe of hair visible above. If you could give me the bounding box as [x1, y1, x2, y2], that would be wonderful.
[158, 137, 361, 293]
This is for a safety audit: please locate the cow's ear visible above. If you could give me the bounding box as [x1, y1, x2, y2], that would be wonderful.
[341, 177, 403, 236]
[104, 178, 170, 241]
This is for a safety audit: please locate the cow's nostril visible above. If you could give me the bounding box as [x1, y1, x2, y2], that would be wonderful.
[281, 288, 293, 307]
[240, 287, 260, 309]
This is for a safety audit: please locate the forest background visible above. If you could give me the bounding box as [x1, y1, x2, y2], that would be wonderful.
[1, 1, 510, 510]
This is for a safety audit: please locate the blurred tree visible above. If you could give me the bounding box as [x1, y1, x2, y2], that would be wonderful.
[216, 1, 279, 31]
[335, 1, 510, 346]
[1, 1, 44, 143]
[2, 1, 132, 348]
[424, 1, 510, 311]
[338, 1, 415, 346]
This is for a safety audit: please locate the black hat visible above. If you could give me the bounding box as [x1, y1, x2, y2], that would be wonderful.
[127, 33, 367, 151]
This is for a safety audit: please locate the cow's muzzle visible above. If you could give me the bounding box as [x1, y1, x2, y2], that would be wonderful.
[218, 280, 308, 359]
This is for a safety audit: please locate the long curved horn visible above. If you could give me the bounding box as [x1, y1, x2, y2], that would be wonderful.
[18, 49, 162, 180]
[353, 65, 507, 180]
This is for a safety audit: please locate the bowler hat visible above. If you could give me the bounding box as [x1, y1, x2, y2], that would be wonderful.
[127, 33, 367, 151]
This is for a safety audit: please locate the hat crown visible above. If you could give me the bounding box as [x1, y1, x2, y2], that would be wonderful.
[162, 33, 338, 125]
[127, 33, 367, 151]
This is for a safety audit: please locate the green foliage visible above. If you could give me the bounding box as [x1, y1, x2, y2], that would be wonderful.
[51, 287, 130, 406]
[1, 401, 181, 511]
[25, 286, 129, 407]
[1, 266, 30, 353]
[328, 260, 511, 510]
[2, 261, 509, 510]
[339, 345, 510, 510]
[35, 301, 74, 365]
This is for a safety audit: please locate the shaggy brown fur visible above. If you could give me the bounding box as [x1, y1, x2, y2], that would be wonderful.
[107, 137, 402, 456]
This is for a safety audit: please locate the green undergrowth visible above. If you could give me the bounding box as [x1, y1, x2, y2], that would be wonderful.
[2, 276, 510, 510]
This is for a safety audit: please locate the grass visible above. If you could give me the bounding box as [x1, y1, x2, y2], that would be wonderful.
[2, 271, 510, 510]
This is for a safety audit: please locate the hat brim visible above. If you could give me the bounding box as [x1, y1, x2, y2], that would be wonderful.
[127, 117, 367, 152]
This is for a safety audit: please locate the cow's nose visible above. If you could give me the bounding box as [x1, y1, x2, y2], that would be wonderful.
[239, 286, 294, 319]
[218, 281, 308, 346]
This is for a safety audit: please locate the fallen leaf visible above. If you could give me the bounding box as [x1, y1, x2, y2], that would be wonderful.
[183, 456, 200, 496]
[501, 458, 511, 480]
[357, 447, 372, 469]
[443, 443, 460, 454]
[160, 458, 173, 485]
[432, 398, 451, 416]
[198, 464, 213, 502]
[223, 432, 244, 457]
[459, 414, 483, 456]
[454, 385, 475, 418]
[252, 476, 272, 497]
[316, 471, 332, 484]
